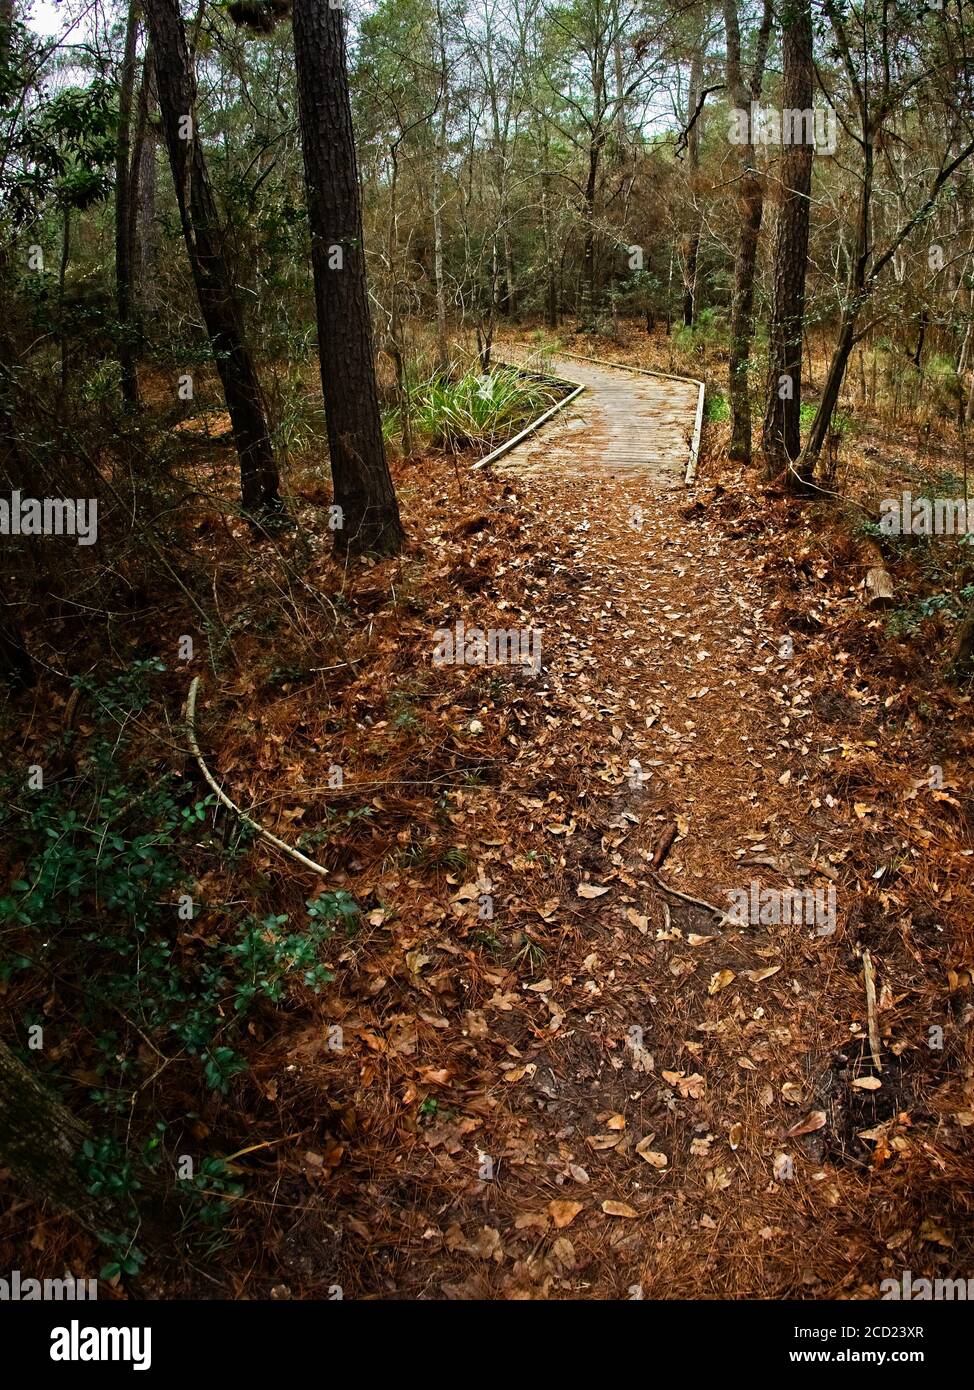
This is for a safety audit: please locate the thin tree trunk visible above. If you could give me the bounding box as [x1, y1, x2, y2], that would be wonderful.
[801, 310, 857, 465]
[579, 135, 603, 326]
[144, 0, 281, 518]
[762, 0, 813, 482]
[115, 0, 140, 409]
[432, 0, 449, 372]
[132, 44, 159, 316]
[58, 206, 70, 394]
[291, 0, 403, 555]
[683, 39, 703, 328]
[541, 164, 557, 328]
[432, 153, 448, 371]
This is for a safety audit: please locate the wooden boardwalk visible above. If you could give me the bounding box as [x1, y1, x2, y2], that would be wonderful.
[493, 351, 701, 487]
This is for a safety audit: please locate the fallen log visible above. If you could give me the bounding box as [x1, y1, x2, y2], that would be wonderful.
[861, 539, 895, 610]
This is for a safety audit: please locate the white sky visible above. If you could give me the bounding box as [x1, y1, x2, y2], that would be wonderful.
[29, 0, 66, 37]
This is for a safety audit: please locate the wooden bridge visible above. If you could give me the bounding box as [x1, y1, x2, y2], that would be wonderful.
[479, 350, 704, 487]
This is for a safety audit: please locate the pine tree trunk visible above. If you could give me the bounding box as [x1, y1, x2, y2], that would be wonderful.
[432, 3, 449, 373]
[291, 0, 403, 556]
[541, 166, 558, 329]
[579, 137, 602, 327]
[132, 46, 159, 317]
[724, 0, 772, 466]
[144, 0, 281, 519]
[762, 0, 813, 482]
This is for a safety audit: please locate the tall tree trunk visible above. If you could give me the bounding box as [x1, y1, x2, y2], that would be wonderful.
[0, 0, 14, 105]
[579, 135, 603, 327]
[115, 0, 140, 410]
[541, 164, 558, 328]
[58, 206, 70, 394]
[502, 227, 515, 316]
[723, 0, 773, 465]
[432, 0, 449, 372]
[133, 49, 159, 315]
[432, 146, 449, 372]
[683, 38, 704, 328]
[0, 3, 33, 689]
[144, 0, 281, 519]
[291, 0, 403, 556]
[762, 0, 813, 483]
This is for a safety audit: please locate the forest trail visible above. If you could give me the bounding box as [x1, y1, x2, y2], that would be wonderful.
[302, 369, 963, 1302]
[493, 350, 701, 483]
[440, 454, 846, 1298]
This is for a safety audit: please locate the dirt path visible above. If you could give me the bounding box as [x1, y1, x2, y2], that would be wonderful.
[438, 461, 849, 1298]
[272, 363, 970, 1302]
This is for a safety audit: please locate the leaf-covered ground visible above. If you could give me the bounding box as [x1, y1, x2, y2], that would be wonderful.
[6, 333, 970, 1301]
[137, 344, 972, 1300]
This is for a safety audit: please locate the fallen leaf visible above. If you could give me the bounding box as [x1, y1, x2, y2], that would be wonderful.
[602, 1199, 639, 1218]
[708, 969, 735, 995]
[548, 1200, 584, 1229]
[635, 1136, 668, 1167]
[783, 1110, 827, 1139]
[577, 883, 610, 899]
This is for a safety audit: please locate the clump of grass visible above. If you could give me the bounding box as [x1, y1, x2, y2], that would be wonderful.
[391, 366, 561, 453]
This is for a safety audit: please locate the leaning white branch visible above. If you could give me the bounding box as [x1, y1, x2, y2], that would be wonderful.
[185, 677, 329, 880]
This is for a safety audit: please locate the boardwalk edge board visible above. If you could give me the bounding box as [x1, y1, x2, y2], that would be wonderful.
[471, 362, 587, 471]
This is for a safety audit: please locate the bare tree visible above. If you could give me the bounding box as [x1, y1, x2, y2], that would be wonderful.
[795, 0, 974, 479]
[115, 0, 141, 409]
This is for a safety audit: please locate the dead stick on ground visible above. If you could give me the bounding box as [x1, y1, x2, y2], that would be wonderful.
[645, 866, 723, 918]
[185, 677, 329, 880]
[863, 949, 883, 1073]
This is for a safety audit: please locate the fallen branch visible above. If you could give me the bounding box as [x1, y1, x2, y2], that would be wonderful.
[862, 949, 883, 1073]
[651, 821, 678, 869]
[185, 677, 329, 880]
[645, 865, 723, 918]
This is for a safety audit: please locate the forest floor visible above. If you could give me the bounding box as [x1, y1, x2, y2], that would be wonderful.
[172, 329, 974, 1299]
[6, 325, 973, 1301]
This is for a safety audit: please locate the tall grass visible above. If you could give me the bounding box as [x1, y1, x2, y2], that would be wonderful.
[386, 366, 561, 454]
